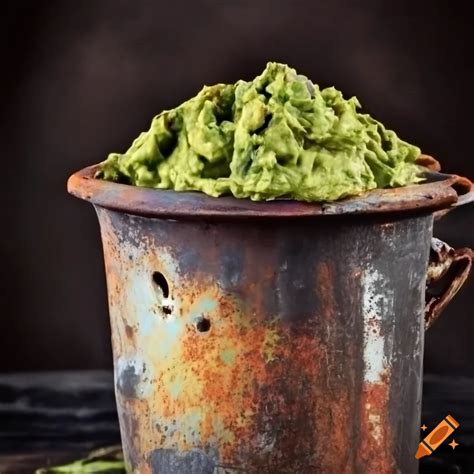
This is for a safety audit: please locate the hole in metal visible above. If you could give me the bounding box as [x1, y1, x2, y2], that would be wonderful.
[196, 317, 211, 333]
[152, 271, 169, 298]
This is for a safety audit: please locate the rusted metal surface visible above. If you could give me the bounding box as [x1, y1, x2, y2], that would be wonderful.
[68, 163, 473, 473]
[425, 238, 473, 329]
[96, 209, 434, 473]
[67, 165, 473, 220]
[415, 154, 441, 171]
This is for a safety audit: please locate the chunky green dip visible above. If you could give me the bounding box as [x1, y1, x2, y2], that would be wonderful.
[98, 63, 423, 202]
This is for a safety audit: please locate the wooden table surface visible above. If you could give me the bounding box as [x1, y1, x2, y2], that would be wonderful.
[0, 371, 472, 473]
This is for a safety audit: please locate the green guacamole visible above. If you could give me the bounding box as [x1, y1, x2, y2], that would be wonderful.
[98, 62, 423, 202]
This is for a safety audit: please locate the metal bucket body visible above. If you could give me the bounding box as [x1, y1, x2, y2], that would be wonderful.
[97, 208, 433, 473]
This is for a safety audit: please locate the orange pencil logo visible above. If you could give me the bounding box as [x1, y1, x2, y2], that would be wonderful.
[415, 414, 459, 459]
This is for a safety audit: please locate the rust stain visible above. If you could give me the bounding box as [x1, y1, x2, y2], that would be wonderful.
[99, 224, 367, 471]
[357, 381, 394, 473]
[125, 324, 135, 340]
[91, 208, 450, 473]
[310, 261, 356, 473]
[415, 154, 441, 171]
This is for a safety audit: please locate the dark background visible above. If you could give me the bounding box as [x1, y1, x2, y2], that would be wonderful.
[2, 1, 473, 374]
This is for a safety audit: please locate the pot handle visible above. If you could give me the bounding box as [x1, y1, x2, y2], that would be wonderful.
[425, 238, 473, 330]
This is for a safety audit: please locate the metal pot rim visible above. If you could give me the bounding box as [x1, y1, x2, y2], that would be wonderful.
[67, 164, 473, 219]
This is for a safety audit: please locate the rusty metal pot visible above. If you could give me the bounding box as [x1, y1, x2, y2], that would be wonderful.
[68, 165, 473, 474]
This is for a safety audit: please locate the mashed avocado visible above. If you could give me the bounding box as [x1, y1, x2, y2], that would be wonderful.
[98, 62, 423, 202]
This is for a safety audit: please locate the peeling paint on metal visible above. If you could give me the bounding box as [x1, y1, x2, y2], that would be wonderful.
[361, 267, 393, 384]
[90, 206, 468, 473]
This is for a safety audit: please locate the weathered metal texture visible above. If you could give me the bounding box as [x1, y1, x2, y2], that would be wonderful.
[97, 209, 432, 473]
[67, 164, 474, 474]
[425, 238, 473, 329]
[68, 165, 474, 220]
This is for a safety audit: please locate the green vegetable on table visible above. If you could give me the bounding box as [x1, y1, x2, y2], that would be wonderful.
[36, 446, 125, 474]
